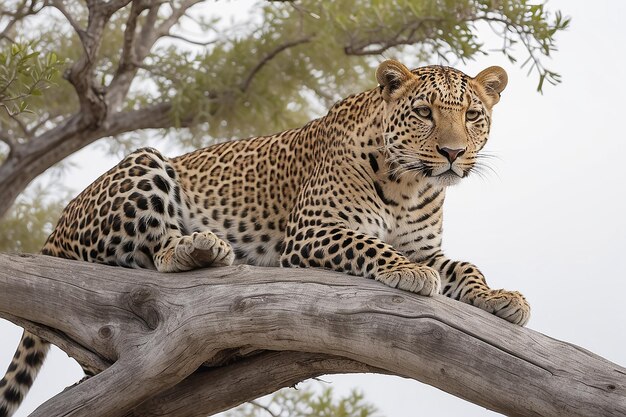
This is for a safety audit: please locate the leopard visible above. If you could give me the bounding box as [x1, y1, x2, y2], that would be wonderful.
[0, 59, 530, 417]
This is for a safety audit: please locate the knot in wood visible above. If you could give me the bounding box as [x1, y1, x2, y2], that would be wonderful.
[98, 325, 113, 339]
[432, 328, 443, 340]
[130, 287, 159, 306]
[392, 295, 404, 303]
[142, 307, 161, 330]
[128, 286, 162, 331]
[231, 295, 266, 313]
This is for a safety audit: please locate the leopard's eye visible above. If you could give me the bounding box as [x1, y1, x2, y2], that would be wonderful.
[466, 110, 480, 121]
[416, 106, 432, 119]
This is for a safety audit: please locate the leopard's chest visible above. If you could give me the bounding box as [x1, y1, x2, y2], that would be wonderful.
[379, 182, 446, 260]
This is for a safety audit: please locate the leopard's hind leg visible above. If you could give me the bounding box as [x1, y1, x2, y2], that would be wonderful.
[42, 147, 234, 272]
[117, 148, 235, 272]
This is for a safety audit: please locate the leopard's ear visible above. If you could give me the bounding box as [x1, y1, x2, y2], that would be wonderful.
[376, 60, 413, 102]
[474, 66, 508, 106]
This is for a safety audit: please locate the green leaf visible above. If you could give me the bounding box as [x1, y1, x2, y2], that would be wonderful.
[47, 52, 57, 66]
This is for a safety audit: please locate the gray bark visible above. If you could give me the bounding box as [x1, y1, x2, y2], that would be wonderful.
[0, 253, 624, 417]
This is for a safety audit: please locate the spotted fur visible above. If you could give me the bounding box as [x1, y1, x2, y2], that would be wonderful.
[0, 60, 529, 416]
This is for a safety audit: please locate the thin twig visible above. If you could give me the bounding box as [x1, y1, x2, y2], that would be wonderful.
[240, 36, 312, 92]
[10, 112, 30, 138]
[0, 0, 33, 42]
[249, 400, 280, 417]
[153, 0, 203, 40]
[163, 32, 217, 46]
[48, 0, 86, 41]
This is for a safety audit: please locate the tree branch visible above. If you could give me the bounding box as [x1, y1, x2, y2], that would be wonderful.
[48, 0, 87, 42]
[62, 1, 128, 128]
[0, 253, 624, 417]
[0, 100, 183, 217]
[2, 311, 112, 373]
[8, 110, 30, 138]
[343, 18, 442, 56]
[151, 0, 203, 41]
[107, 0, 202, 114]
[105, 0, 150, 111]
[163, 32, 218, 46]
[97, 0, 134, 17]
[0, 0, 43, 42]
[119, 1, 145, 67]
[240, 36, 313, 92]
[249, 400, 280, 417]
[0, 130, 18, 150]
[128, 351, 383, 417]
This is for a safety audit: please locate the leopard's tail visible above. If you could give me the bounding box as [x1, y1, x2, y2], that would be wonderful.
[0, 330, 50, 417]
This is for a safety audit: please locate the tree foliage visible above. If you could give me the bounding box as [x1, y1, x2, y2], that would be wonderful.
[0, 42, 62, 121]
[0, 184, 67, 253]
[227, 384, 379, 417]
[1, 1, 569, 143]
[0, 0, 568, 251]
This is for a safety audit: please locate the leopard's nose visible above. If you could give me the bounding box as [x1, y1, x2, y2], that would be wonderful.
[436, 146, 466, 163]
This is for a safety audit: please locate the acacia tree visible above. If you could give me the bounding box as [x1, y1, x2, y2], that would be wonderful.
[0, 0, 568, 227]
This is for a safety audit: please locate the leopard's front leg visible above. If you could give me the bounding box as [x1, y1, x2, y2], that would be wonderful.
[281, 225, 441, 296]
[424, 252, 530, 326]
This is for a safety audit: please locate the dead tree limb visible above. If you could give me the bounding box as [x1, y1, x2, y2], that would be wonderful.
[127, 351, 386, 417]
[0, 253, 624, 417]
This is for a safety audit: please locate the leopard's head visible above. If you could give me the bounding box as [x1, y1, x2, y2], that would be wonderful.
[376, 60, 507, 186]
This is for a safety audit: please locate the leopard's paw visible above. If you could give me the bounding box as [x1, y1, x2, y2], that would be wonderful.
[475, 289, 530, 326]
[376, 265, 441, 296]
[174, 231, 234, 269]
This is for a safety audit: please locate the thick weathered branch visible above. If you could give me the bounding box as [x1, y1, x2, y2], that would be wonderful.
[2, 311, 112, 373]
[127, 351, 385, 417]
[0, 101, 183, 217]
[0, 0, 213, 218]
[0, 253, 624, 417]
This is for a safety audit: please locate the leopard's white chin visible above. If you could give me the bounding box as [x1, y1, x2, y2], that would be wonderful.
[429, 166, 464, 187]
[433, 173, 462, 187]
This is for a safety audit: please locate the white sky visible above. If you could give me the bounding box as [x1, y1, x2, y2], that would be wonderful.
[1, 0, 626, 416]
